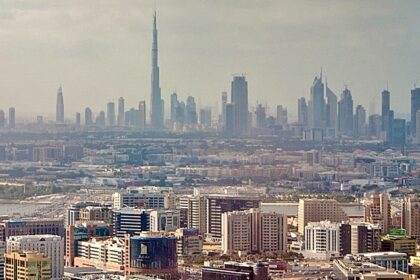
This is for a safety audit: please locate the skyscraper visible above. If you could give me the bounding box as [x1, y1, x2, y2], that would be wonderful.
[338, 87, 354, 136]
[75, 112, 81, 125]
[56, 86, 64, 124]
[84, 107, 93, 125]
[170, 92, 178, 126]
[150, 11, 164, 130]
[221, 91, 228, 126]
[381, 89, 392, 142]
[231, 75, 249, 136]
[106, 102, 115, 126]
[186, 96, 197, 126]
[325, 82, 337, 138]
[411, 87, 420, 136]
[117, 97, 125, 126]
[255, 104, 266, 129]
[276, 105, 288, 127]
[354, 105, 366, 137]
[308, 74, 325, 130]
[8, 107, 15, 129]
[0, 110, 5, 128]
[139, 101, 146, 130]
[298, 97, 308, 125]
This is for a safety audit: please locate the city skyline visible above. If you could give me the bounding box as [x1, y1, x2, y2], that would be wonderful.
[0, 1, 419, 119]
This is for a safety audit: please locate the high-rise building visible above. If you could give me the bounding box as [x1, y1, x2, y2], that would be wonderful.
[75, 112, 81, 125]
[304, 221, 342, 259]
[6, 235, 64, 280]
[338, 87, 354, 136]
[0, 241, 4, 280]
[325, 82, 338, 137]
[416, 111, 420, 144]
[255, 104, 266, 129]
[112, 187, 175, 210]
[150, 11, 164, 130]
[106, 102, 115, 126]
[124, 232, 177, 278]
[117, 97, 125, 126]
[221, 91, 228, 126]
[0, 110, 5, 128]
[224, 103, 235, 136]
[199, 107, 212, 128]
[96, 111, 105, 126]
[392, 118, 406, 146]
[4, 251, 51, 280]
[350, 222, 382, 254]
[112, 208, 151, 238]
[8, 107, 15, 129]
[308, 74, 325, 130]
[149, 209, 180, 232]
[0, 218, 64, 241]
[84, 107, 93, 125]
[175, 228, 203, 263]
[411, 87, 420, 136]
[231, 75, 249, 136]
[381, 89, 391, 136]
[276, 105, 288, 128]
[297, 199, 349, 234]
[222, 208, 287, 255]
[369, 114, 382, 138]
[365, 193, 391, 233]
[354, 105, 367, 137]
[298, 97, 308, 125]
[186, 96, 197, 126]
[402, 196, 420, 241]
[139, 100, 147, 130]
[56, 86, 64, 124]
[170, 92, 178, 126]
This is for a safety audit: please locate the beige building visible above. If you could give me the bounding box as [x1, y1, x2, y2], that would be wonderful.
[297, 199, 348, 234]
[365, 193, 391, 233]
[4, 252, 51, 280]
[222, 208, 287, 255]
[402, 196, 420, 241]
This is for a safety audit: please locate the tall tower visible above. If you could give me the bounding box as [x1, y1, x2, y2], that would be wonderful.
[56, 86, 64, 124]
[231, 75, 249, 136]
[150, 11, 163, 130]
[117, 97, 125, 126]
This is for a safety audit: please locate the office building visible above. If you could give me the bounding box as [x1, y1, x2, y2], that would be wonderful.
[112, 208, 150, 238]
[65, 221, 112, 267]
[369, 114, 382, 138]
[4, 252, 51, 280]
[8, 107, 15, 129]
[96, 110, 105, 126]
[75, 112, 81, 125]
[354, 105, 367, 137]
[393, 118, 406, 146]
[124, 232, 177, 278]
[304, 220, 341, 259]
[308, 74, 325, 130]
[224, 103, 235, 136]
[276, 105, 288, 127]
[66, 202, 112, 226]
[0, 218, 64, 241]
[416, 111, 420, 144]
[359, 252, 409, 273]
[338, 87, 354, 136]
[402, 196, 420, 241]
[56, 86, 64, 124]
[297, 199, 348, 234]
[112, 186, 175, 210]
[221, 91, 228, 126]
[74, 237, 125, 271]
[175, 228, 203, 263]
[106, 102, 115, 126]
[0, 241, 4, 280]
[179, 195, 207, 232]
[84, 107, 93, 125]
[325, 83, 338, 138]
[365, 193, 391, 233]
[170, 92, 178, 126]
[381, 232, 417, 257]
[382, 89, 391, 139]
[200, 107, 212, 128]
[0, 110, 5, 128]
[6, 235, 64, 280]
[149, 209, 180, 232]
[298, 97, 308, 125]
[222, 208, 287, 255]
[202, 262, 268, 280]
[411, 87, 420, 136]
[255, 104, 266, 129]
[150, 11, 164, 130]
[231, 75, 249, 136]
[351, 222, 382, 254]
[117, 97, 125, 126]
[139, 100, 147, 130]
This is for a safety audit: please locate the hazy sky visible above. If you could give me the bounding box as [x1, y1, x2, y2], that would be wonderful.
[0, 0, 419, 120]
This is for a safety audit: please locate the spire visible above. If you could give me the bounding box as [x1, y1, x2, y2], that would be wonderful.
[320, 67, 323, 80]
